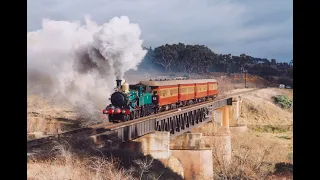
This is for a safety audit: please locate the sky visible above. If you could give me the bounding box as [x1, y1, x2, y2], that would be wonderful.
[27, 0, 293, 62]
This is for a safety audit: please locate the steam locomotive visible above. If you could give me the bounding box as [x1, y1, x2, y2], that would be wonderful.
[102, 78, 219, 123]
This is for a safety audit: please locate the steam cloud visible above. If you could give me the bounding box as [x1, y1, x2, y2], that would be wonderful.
[27, 16, 147, 121]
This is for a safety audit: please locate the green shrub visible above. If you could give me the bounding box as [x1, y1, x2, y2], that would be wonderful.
[273, 95, 292, 109]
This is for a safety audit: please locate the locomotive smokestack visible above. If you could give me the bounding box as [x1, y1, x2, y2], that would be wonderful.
[116, 79, 122, 89]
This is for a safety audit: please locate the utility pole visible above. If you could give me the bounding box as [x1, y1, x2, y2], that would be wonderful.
[242, 68, 248, 88]
[245, 70, 247, 88]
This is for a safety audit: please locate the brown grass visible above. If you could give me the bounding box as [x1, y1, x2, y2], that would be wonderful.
[238, 88, 293, 126]
[27, 95, 78, 134]
[229, 131, 291, 179]
[27, 95, 109, 135]
[27, 143, 136, 180]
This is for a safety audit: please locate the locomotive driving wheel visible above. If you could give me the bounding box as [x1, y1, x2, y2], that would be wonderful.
[130, 111, 134, 120]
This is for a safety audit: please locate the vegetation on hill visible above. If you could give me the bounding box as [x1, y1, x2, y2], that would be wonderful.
[273, 95, 293, 110]
[139, 43, 293, 83]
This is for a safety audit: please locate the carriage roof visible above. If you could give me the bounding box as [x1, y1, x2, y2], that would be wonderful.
[138, 79, 217, 87]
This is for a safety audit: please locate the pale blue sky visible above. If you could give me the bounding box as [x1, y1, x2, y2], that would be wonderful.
[27, 0, 293, 62]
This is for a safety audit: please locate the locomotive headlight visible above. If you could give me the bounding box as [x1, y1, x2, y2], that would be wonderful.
[107, 109, 114, 114]
[114, 108, 121, 114]
[122, 110, 126, 114]
[107, 106, 115, 114]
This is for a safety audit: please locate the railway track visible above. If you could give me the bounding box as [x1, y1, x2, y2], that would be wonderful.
[27, 88, 261, 149]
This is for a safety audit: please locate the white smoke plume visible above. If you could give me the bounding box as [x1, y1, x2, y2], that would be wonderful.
[27, 16, 147, 122]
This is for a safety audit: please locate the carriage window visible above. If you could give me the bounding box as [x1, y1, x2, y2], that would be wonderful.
[188, 87, 194, 92]
[170, 88, 178, 95]
[159, 90, 167, 97]
[181, 87, 187, 93]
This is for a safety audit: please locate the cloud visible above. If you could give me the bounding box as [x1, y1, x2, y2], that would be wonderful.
[27, 0, 292, 62]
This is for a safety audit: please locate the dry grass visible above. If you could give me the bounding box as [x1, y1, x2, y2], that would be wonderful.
[27, 95, 79, 134]
[28, 139, 183, 180]
[27, 94, 109, 135]
[238, 88, 293, 126]
[28, 143, 136, 180]
[209, 131, 292, 179]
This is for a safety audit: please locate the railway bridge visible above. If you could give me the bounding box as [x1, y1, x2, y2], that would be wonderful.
[28, 89, 254, 180]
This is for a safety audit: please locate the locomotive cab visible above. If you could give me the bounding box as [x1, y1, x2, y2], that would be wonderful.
[152, 91, 159, 105]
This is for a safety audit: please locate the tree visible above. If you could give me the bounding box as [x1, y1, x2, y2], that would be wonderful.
[153, 44, 179, 72]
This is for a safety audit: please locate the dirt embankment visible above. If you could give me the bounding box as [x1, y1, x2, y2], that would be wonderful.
[238, 88, 293, 126]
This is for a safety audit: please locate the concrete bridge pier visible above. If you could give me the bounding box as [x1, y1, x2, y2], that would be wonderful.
[219, 106, 230, 134]
[203, 106, 232, 167]
[229, 97, 248, 133]
[121, 131, 171, 159]
[230, 99, 239, 125]
[170, 133, 214, 180]
[120, 131, 185, 178]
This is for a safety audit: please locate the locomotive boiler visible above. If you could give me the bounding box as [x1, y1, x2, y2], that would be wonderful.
[103, 79, 156, 122]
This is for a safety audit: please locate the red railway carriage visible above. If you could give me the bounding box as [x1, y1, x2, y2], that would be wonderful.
[178, 80, 196, 102]
[207, 79, 218, 97]
[139, 79, 218, 111]
[195, 80, 208, 99]
[139, 80, 179, 107]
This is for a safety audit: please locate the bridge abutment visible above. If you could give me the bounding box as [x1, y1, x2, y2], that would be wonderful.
[229, 97, 248, 133]
[199, 106, 232, 168]
[170, 133, 214, 180]
[120, 131, 171, 159]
